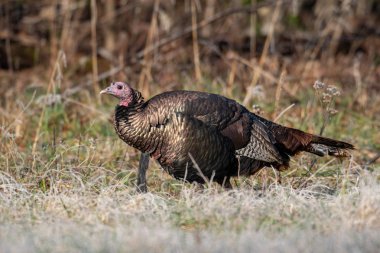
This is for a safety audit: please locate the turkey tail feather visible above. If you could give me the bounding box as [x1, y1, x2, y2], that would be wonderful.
[306, 135, 354, 157]
[261, 120, 354, 158]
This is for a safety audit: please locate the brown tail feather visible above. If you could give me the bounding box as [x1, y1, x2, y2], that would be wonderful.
[306, 135, 354, 157]
[261, 120, 354, 158]
[310, 135, 354, 149]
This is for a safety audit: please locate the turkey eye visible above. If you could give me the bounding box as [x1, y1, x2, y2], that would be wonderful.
[117, 85, 122, 90]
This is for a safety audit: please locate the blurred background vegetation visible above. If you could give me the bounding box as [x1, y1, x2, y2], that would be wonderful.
[0, 0, 379, 189]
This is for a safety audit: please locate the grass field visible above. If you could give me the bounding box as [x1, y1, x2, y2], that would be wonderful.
[1, 0, 379, 252]
[0, 177, 379, 252]
[1, 71, 379, 252]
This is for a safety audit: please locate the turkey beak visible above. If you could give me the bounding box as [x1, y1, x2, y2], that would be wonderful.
[100, 87, 112, 95]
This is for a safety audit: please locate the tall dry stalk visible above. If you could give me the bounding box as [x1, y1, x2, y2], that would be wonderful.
[138, 0, 160, 98]
[191, 0, 202, 83]
[32, 52, 65, 166]
[308, 80, 342, 171]
[243, 0, 282, 106]
[49, 3, 58, 68]
[57, 0, 71, 91]
[226, 56, 237, 97]
[104, 0, 116, 54]
[201, 0, 215, 38]
[250, 0, 257, 58]
[91, 0, 100, 97]
[4, 4, 13, 77]
[272, 70, 286, 120]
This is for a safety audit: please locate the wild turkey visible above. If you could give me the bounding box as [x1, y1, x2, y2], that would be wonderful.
[101, 82, 354, 191]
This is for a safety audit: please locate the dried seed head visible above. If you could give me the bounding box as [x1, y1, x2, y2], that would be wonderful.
[326, 86, 341, 97]
[327, 108, 339, 116]
[313, 80, 325, 90]
[322, 93, 332, 103]
[36, 94, 62, 106]
[89, 137, 96, 149]
[252, 104, 262, 115]
[250, 85, 266, 100]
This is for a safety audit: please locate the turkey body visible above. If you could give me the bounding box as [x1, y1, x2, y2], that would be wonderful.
[114, 90, 353, 186]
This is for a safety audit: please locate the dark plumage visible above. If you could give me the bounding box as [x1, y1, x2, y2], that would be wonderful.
[101, 82, 354, 189]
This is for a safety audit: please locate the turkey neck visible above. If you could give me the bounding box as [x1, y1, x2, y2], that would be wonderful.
[114, 99, 154, 154]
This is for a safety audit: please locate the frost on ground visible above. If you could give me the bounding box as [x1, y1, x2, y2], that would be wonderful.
[0, 171, 379, 253]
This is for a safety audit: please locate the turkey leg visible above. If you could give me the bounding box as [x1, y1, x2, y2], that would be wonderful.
[136, 152, 149, 193]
